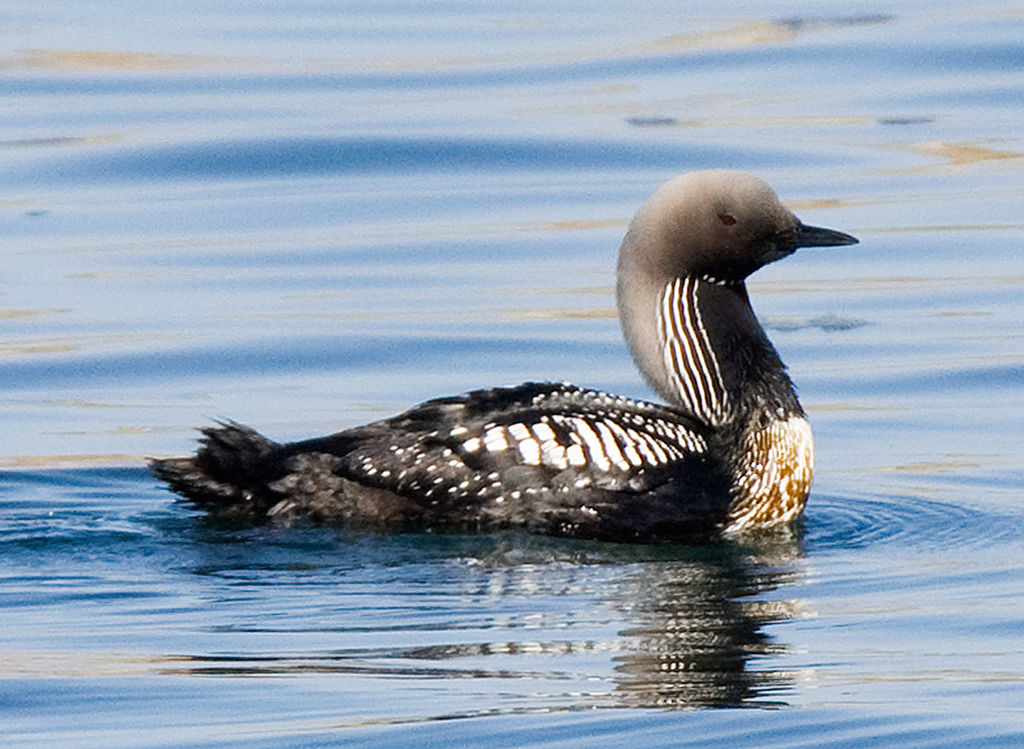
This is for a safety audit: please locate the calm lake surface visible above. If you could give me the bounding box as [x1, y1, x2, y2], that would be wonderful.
[2, 1, 1023, 746]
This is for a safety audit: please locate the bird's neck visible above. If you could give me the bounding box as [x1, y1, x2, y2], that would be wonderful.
[618, 273, 800, 428]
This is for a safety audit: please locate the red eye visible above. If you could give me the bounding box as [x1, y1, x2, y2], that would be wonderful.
[719, 214, 737, 226]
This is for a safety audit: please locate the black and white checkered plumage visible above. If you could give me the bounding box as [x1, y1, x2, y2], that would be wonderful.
[151, 170, 857, 540]
[153, 383, 731, 540]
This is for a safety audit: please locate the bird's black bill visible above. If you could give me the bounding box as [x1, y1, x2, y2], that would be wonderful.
[791, 222, 858, 248]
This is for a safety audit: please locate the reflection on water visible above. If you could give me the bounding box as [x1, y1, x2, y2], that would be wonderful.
[1, 469, 805, 717]
[611, 540, 802, 709]
[649, 15, 892, 53]
[6, 15, 895, 76]
[158, 527, 806, 713]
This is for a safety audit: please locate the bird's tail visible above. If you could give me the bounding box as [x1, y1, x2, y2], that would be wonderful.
[148, 421, 280, 516]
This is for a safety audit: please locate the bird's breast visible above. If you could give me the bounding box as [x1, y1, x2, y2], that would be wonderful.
[725, 414, 814, 530]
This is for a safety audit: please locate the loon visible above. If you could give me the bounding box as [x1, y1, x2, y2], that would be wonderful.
[150, 170, 857, 541]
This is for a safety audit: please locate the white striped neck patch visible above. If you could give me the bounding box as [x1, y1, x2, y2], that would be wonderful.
[658, 276, 733, 427]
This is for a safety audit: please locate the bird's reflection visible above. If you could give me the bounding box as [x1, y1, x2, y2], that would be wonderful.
[172, 524, 805, 712]
[609, 530, 803, 708]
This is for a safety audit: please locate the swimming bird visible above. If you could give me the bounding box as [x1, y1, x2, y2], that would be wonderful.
[150, 170, 857, 541]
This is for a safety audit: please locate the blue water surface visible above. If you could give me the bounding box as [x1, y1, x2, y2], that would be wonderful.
[2, 1, 1023, 747]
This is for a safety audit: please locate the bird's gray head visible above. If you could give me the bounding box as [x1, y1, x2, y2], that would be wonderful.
[621, 169, 857, 284]
[616, 170, 858, 417]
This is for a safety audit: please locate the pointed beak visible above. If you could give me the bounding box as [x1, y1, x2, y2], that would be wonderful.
[790, 222, 858, 248]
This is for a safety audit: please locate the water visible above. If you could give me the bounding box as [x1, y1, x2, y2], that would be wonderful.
[2, 2, 1023, 746]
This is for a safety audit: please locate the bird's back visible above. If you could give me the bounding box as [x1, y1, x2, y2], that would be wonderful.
[150, 382, 733, 540]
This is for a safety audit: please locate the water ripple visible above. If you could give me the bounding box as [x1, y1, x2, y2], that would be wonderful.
[11, 135, 786, 187]
[806, 492, 1020, 551]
